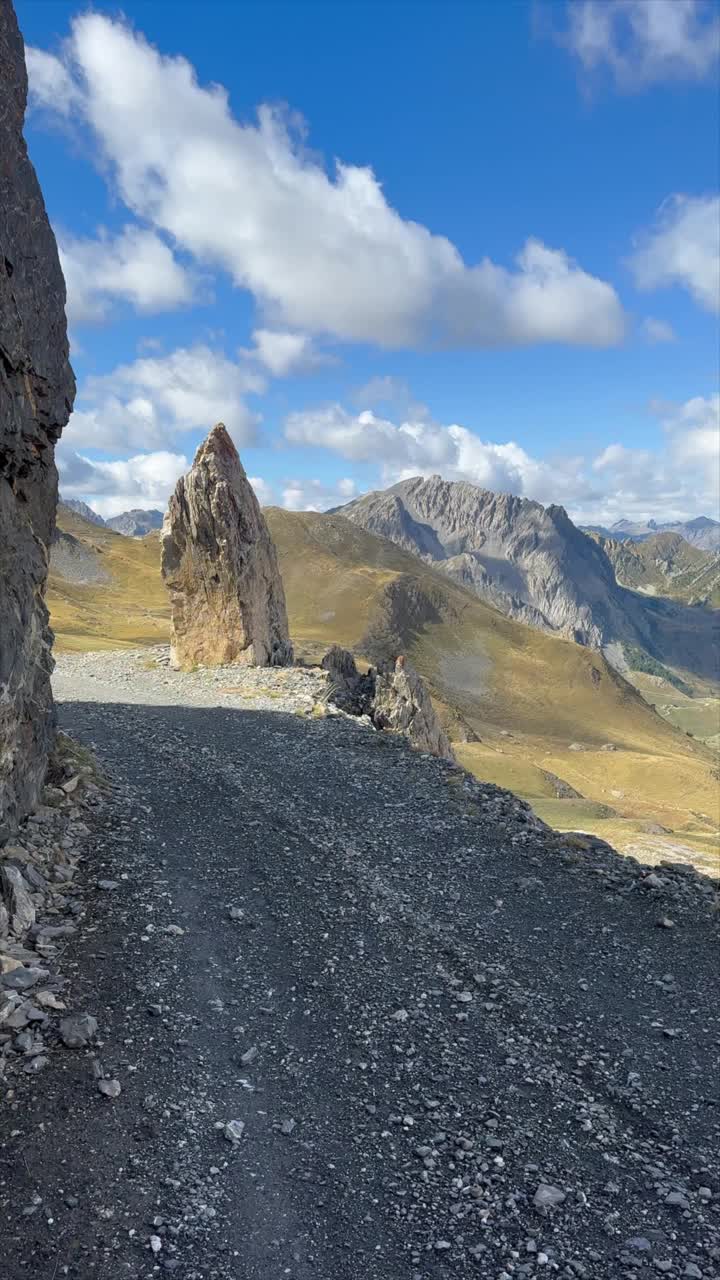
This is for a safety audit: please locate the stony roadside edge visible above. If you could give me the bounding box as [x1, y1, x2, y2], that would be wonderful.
[1, 649, 719, 1280]
[0, 733, 109, 1087]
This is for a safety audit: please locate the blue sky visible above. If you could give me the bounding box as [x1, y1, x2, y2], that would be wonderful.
[18, 0, 720, 521]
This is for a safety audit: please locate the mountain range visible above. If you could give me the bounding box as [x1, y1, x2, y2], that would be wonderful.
[336, 476, 718, 682]
[583, 516, 720, 551]
[59, 498, 163, 537]
[47, 501, 719, 871]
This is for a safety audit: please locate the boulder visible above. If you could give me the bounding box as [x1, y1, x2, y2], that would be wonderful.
[160, 425, 293, 670]
[0, 1, 75, 841]
[372, 656, 455, 761]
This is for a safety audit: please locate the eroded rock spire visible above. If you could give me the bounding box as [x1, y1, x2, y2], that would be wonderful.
[160, 424, 293, 670]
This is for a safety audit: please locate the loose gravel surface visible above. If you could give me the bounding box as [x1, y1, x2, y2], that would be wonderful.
[0, 650, 718, 1280]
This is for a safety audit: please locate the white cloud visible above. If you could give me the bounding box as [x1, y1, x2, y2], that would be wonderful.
[59, 225, 196, 326]
[561, 0, 720, 88]
[248, 475, 275, 506]
[590, 396, 719, 522]
[640, 317, 676, 344]
[241, 329, 329, 376]
[284, 391, 720, 524]
[281, 476, 358, 512]
[57, 447, 188, 518]
[27, 14, 625, 350]
[65, 345, 265, 451]
[25, 46, 82, 116]
[285, 403, 585, 505]
[630, 195, 720, 313]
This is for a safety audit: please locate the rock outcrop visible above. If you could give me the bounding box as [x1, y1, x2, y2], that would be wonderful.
[0, 0, 75, 841]
[371, 655, 455, 761]
[160, 425, 293, 670]
[323, 647, 455, 761]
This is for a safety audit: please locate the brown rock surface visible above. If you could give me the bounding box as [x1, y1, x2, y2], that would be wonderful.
[160, 425, 293, 670]
[0, 0, 75, 841]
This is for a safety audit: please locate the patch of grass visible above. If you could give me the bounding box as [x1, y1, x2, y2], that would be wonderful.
[623, 644, 693, 695]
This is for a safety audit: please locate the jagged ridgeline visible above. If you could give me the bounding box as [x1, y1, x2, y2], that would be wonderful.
[0, 0, 75, 839]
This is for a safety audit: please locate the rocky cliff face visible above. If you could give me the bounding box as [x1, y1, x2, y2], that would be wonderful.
[0, 0, 75, 841]
[160, 424, 293, 670]
[339, 476, 719, 680]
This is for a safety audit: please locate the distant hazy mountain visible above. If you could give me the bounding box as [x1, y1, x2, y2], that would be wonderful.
[59, 497, 106, 527]
[105, 509, 164, 537]
[588, 531, 720, 609]
[583, 516, 720, 552]
[336, 475, 718, 680]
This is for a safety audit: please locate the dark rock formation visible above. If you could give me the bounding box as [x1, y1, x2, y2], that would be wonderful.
[323, 646, 455, 761]
[371, 655, 455, 761]
[160, 425, 293, 670]
[0, 0, 75, 841]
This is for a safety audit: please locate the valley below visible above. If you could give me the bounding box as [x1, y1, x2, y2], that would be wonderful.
[47, 504, 720, 876]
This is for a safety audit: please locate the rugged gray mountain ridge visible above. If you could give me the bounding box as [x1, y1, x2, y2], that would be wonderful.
[337, 475, 718, 679]
[0, 0, 75, 840]
[106, 508, 163, 537]
[59, 497, 106, 527]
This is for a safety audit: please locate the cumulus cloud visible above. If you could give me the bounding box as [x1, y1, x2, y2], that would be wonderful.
[241, 329, 330, 376]
[247, 476, 275, 506]
[281, 476, 358, 512]
[591, 394, 719, 522]
[285, 404, 586, 505]
[284, 391, 720, 524]
[630, 195, 720, 313]
[65, 345, 265, 452]
[27, 14, 625, 350]
[57, 447, 188, 518]
[640, 317, 676, 344]
[560, 0, 720, 89]
[59, 225, 196, 326]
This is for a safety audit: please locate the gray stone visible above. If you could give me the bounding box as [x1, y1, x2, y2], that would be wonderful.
[59, 1012, 98, 1048]
[224, 1119, 245, 1142]
[160, 425, 293, 670]
[98, 1078, 121, 1098]
[1, 965, 49, 991]
[0, 1, 75, 840]
[533, 1183, 566, 1210]
[1, 864, 35, 934]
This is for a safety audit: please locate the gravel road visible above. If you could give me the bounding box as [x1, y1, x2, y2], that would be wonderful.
[0, 654, 718, 1279]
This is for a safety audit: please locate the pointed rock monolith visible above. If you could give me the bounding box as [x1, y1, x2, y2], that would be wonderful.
[160, 425, 293, 670]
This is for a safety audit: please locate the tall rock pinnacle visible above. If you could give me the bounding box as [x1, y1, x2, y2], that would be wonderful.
[160, 424, 293, 670]
[0, 0, 76, 840]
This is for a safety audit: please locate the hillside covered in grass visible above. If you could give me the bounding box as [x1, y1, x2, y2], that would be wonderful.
[48, 505, 719, 870]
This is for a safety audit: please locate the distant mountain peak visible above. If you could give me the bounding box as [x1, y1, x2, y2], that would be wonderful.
[338, 475, 717, 680]
[59, 497, 106, 527]
[106, 509, 164, 537]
